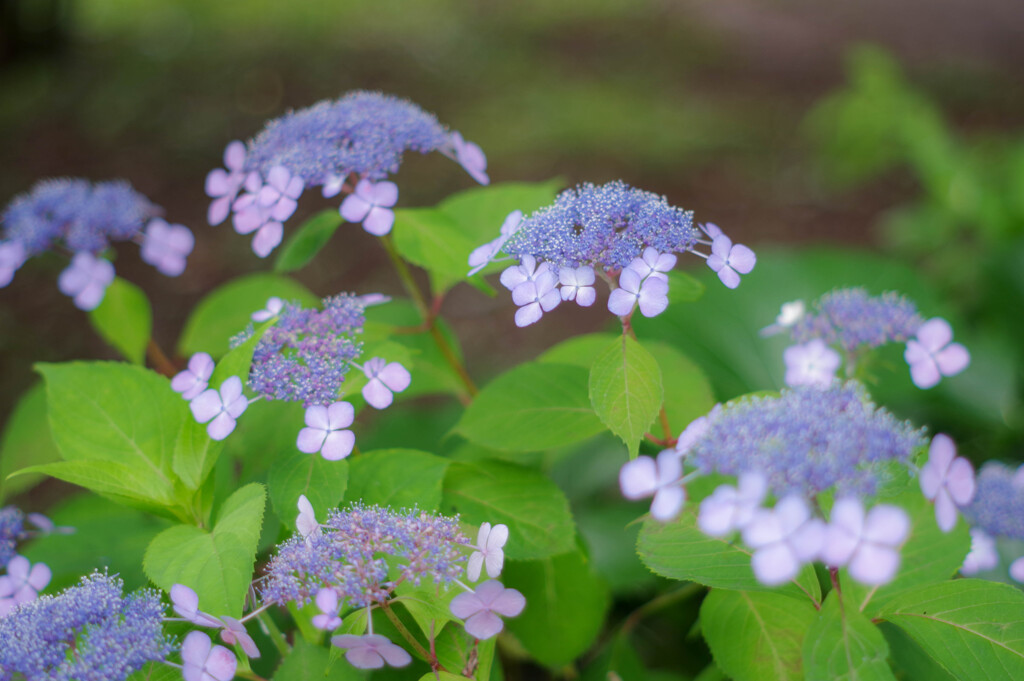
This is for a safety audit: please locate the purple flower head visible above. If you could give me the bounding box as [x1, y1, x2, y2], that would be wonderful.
[58, 252, 115, 311]
[331, 633, 412, 669]
[246, 293, 366, 406]
[340, 180, 398, 236]
[140, 219, 194, 276]
[172, 352, 216, 401]
[961, 529, 999, 576]
[559, 265, 597, 307]
[788, 288, 924, 353]
[467, 522, 509, 582]
[963, 462, 1024, 542]
[686, 382, 927, 499]
[449, 580, 526, 640]
[296, 402, 356, 461]
[361, 358, 411, 409]
[0, 572, 172, 681]
[312, 588, 342, 631]
[0, 555, 51, 616]
[619, 450, 686, 521]
[449, 131, 489, 185]
[205, 140, 249, 226]
[783, 339, 841, 388]
[904, 318, 970, 389]
[190, 376, 249, 441]
[742, 496, 825, 586]
[919, 434, 975, 532]
[821, 498, 909, 586]
[251, 296, 284, 322]
[182, 631, 237, 681]
[706, 235, 756, 289]
[697, 471, 768, 537]
[0, 241, 27, 288]
[0, 507, 25, 566]
[608, 267, 669, 318]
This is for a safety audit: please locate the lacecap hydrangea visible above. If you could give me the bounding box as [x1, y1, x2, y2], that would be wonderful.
[620, 381, 976, 588]
[0, 179, 194, 309]
[467, 181, 756, 327]
[205, 90, 489, 257]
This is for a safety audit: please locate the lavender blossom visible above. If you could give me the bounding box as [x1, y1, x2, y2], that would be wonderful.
[449, 580, 526, 639]
[963, 462, 1024, 542]
[784, 288, 924, 352]
[0, 507, 25, 567]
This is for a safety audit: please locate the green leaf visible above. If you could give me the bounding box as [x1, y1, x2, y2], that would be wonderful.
[88, 277, 152, 364]
[392, 208, 479, 294]
[34, 361, 186, 508]
[13, 460, 176, 513]
[172, 416, 224, 491]
[441, 459, 575, 560]
[0, 382, 60, 501]
[344, 448, 449, 511]
[268, 451, 349, 525]
[504, 547, 611, 667]
[455, 362, 604, 452]
[227, 400, 307, 481]
[128, 663, 183, 681]
[803, 591, 896, 681]
[637, 509, 822, 603]
[274, 638, 366, 680]
[646, 341, 716, 436]
[667, 270, 706, 303]
[701, 589, 818, 681]
[879, 579, 1024, 681]
[588, 335, 663, 457]
[274, 209, 345, 273]
[143, 483, 266, 617]
[178, 273, 317, 357]
[878, 622, 959, 681]
[430, 621, 496, 681]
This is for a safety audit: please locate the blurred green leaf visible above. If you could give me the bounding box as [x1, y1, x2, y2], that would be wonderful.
[589, 335, 663, 458]
[172, 414, 223, 492]
[0, 382, 60, 501]
[274, 209, 344, 273]
[392, 208, 478, 295]
[344, 448, 449, 510]
[88, 277, 152, 364]
[803, 591, 895, 681]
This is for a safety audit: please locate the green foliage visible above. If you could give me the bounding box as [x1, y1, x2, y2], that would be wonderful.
[0, 382, 60, 500]
[87, 277, 152, 364]
[274, 209, 345, 273]
[701, 589, 818, 681]
[172, 415, 223, 492]
[143, 483, 266, 618]
[267, 451, 349, 525]
[344, 448, 449, 510]
[274, 639, 366, 680]
[441, 459, 576, 560]
[589, 334, 663, 457]
[803, 591, 895, 681]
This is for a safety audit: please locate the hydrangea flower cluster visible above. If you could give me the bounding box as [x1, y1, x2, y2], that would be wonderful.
[0, 572, 172, 681]
[171, 294, 410, 453]
[205, 91, 488, 256]
[1, 508, 70, 618]
[961, 462, 1024, 582]
[262, 500, 524, 670]
[468, 181, 755, 327]
[0, 178, 194, 309]
[764, 288, 970, 389]
[619, 382, 973, 587]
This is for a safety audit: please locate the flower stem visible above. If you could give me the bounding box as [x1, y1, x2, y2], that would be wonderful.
[381, 602, 444, 670]
[146, 339, 177, 377]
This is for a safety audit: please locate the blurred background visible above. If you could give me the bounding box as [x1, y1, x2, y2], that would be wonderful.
[1, 0, 1023, 499]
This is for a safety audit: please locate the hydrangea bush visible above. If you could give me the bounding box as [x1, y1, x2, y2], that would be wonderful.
[0, 89, 1021, 681]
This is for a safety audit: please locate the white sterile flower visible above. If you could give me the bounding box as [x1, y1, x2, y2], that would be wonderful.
[361, 358, 411, 409]
[783, 339, 841, 388]
[619, 450, 686, 521]
[920, 434, 975, 532]
[559, 265, 596, 307]
[467, 522, 509, 581]
[961, 529, 999, 575]
[698, 472, 768, 537]
[512, 269, 560, 327]
[296, 494, 321, 542]
[607, 268, 669, 318]
[626, 247, 677, 282]
[821, 498, 909, 586]
[296, 401, 355, 461]
[742, 496, 825, 586]
[251, 296, 284, 322]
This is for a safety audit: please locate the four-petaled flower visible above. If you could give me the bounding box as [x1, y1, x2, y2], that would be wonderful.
[181, 631, 237, 681]
[58, 252, 115, 311]
[256, 166, 304, 224]
[626, 247, 677, 282]
[821, 498, 909, 586]
[706, 235, 756, 289]
[190, 376, 249, 441]
[296, 401, 356, 461]
[205, 140, 248, 226]
[558, 266, 596, 307]
[698, 472, 768, 537]
[361, 358, 412, 409]
[742, 496, 825, 586]
[251, 296, 284, 322]
[296, 494, 321, 542]
[0, 556, 51, 617]
[919, 433, 975, 532]
[467, 522, 509, 582]
[451, 131, 489, 185]
[312, 588, 342, 631]
[340, 179, 399, 236]
[511, 268, 561, 327]
[330, 633, 412, 669]
[499, 254, 549, 292]
[449, 580, 526, 640]
[172, 352, 215, 400]
[783, 339, 841, 388]
[619, 450, 686, 521]
[140, 219, 195, 277]
[1011, 557, 1024, 583]
[608, 268, 669, 318]
[904, 318, 970, 389]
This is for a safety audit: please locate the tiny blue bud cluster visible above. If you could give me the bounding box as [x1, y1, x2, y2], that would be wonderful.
[0, 572, 172, 681]
[0, 506, 25, 566]
[687, 382, 927, 498]
[963, 463, 1024, 542]
[240, 293, 366, 406]
[261, 504, 469, 609]
[789, 288, 923, 352]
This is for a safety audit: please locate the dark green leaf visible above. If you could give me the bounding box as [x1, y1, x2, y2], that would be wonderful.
[345, 448, 449, 510]
[274, 209, 345, 273]
[268, 451, 349, 525]
[803, 591, 896, 681]
[88, 277, 152, 364]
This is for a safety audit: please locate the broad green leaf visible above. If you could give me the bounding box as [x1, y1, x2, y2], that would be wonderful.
[274, 209, 344, 273]
[646, 341, 716, 436]
[392, 208, 478, 294]
[844, 491, 970, 616]
[0, 382, 60, 500]
[172, 416, 223, 491]
[419, 674, 471, 681]
[268, 451, 349, 525]
[455, 362, 604, 452]
[504, 547, 611, 667]
[227, 400, 306, 481]
[803, 591, 896, 681]
[538, 333, 614, 368]
[143, 483, 266, 617]
[878, 622, 958, 681]
[637, 509, 821, 603]
[879, 579, 1024, 681]
[441, 459, 575, 560]
[34, 362, 185, 507]
[701, 589, 818, 681]
[394, 575, 454, 640]
[431, 621, 496, 681]
[589, 335, 663, 457]
[178, 273, 317, 357]
[128, 663, 183, 681]
[580, 632, 648, 681]
[13, 460, 175, 514]
[345, 448, 449, 510]
[274, 638, 365, 680]
[667, 270, 706, 303]
[575, 502, 659, 595]
[88, 277, 152, 364]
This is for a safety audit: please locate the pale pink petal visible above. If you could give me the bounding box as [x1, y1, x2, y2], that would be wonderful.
[368, 181, 399, 207]
[716, 266, 741, 290]
[378, 363, 411, 392]
[377, 640, 412, 667]
[486, 524, 509, 550]
[910, 359, 942, 389]
[320, 430, 355, 460]
[304, 405, 330, 430]
[190, 390, 223, 423]
[751, 543, 801, 585]
[182, 631, 213, 667]
[728, 244, 756, 274]
[326, 401, 355, 428]
[1010, 557, 1024, 583]
[224, 141, 246, 171]
[467, 552, 484, 581]
[946, 458, 976, 506]
[362, 207, 395, 236]
[862, 505, 910, 545]
[849, 543, 901, 585]
[362, 379, 394, 409]
[252, 222, 283, 258]
[935, 343, 970, 376]
[465, 610, 505, 639]
[449, 591, 484, 619]
[934, 491, 958, 532]
[270, 197, 298, 222]
[296, 427, 326, 454]
[340, 194, 371, 223]
[205, 644, 238, 681]
[514, 302, 543, 327]
[206, 169, 231, 197]
[917, 318, 953, 352]
[26, 563, 50, 592]
[650, 485, 685, 521]
[207, 413, 237, 441]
